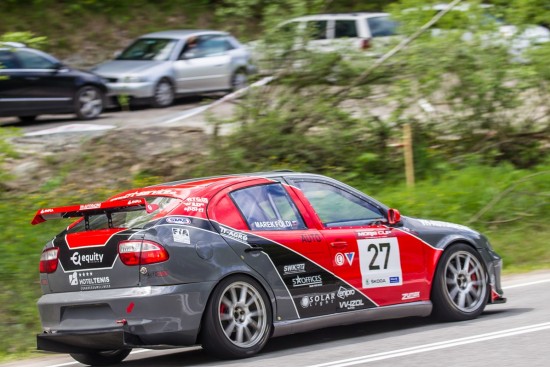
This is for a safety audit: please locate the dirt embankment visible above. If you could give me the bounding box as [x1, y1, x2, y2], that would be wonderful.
[4, 126, 210, 195]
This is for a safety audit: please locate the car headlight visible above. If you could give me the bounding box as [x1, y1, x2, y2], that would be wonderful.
[122, 75, 147, 83]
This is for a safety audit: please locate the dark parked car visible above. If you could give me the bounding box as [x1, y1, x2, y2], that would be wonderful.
[33, 171, 505, 365]
[0, 42, 107, 122]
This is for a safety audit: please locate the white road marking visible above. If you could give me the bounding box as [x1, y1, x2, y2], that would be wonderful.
[161, 76, 274, 125]
[306, 322, 550, 367]
[503, 278, 550, 290]
[24, 124, 116, 137]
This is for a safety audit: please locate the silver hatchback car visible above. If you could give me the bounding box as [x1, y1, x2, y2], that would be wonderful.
[91, 30, 256, 107]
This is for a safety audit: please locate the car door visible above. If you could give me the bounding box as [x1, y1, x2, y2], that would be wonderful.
[303, 19, 334, 52]
[12, 49, 75, 112]
[285, 177, 431, 307]
[208, 180, 353, 319]
[0, 49, 24, 114]
[173, 35, 232, 92]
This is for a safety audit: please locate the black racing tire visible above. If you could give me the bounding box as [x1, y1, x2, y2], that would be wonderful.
[152, 78, 175, 108]
[201, 275, 272, 359]
[431, 243, 489, 322]
[230, 69, 248, 92]
[69, 349, 131, 366]
[18, 115, 37, 123]
[75, 85, 104, 120]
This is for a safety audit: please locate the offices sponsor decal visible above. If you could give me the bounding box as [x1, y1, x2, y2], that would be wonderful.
[292, 274, 322, 288]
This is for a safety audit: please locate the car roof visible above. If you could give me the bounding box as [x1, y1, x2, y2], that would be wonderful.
[288, 12, 389, 22]
[139, 30, 229, 39]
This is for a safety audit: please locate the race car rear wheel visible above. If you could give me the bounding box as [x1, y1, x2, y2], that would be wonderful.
[432, 243, 488, 321]
[202, 275, 272, 359]
[69, 348, 131, 366]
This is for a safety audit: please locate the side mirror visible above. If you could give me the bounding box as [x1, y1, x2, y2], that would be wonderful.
[387, 208, 401, 225]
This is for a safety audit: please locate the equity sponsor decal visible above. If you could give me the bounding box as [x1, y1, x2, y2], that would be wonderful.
[292, 274, 322, 288]
[70, 251, 103, 266]
[336, 286, 356, 299]
[283, 263, 306, 275]
[219, 226, 248, 243]
[69, 271, 111, 290]
[300, 292, 336, 308]
[166, 217, 191, 225]
[79, 203, 101, 210]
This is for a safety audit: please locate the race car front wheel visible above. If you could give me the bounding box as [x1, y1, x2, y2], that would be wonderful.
[431, 243, 489, 321]
[69, 348, 131, 366]
[202, 275, 272, 359]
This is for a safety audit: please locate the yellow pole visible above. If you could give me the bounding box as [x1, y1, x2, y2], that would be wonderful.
[403, 123, 415, 188]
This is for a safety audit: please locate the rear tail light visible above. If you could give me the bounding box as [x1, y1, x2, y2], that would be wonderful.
[118, 240, 169, 266]
[361, 38, 372, 50]
[39, 247, 59, 273]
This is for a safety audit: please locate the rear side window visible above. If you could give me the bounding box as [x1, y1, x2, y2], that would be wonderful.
[366, 16, 398, 37]
[231, 184, 306, 231]
[305, 20, 328, 40]
[16, 50, 57, 69]
[0, 50, 19, 69]
[335, 20, 358, 38]
[68, 196, 182, 232]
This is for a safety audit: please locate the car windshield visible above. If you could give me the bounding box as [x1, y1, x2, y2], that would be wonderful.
[117, 38, 177, 61]
[68, 196, 182, 232]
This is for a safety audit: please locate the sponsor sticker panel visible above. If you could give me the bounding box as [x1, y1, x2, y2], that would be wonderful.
[358, 237, 403, 289]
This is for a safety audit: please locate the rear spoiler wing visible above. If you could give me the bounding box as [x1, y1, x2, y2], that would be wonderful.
[31, 198, 155, 225]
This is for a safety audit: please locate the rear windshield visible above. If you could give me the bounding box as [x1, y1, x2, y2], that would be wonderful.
[68, 196, 181, 232]
[117, 38, 178, 61]
[366, 16, 398, 37]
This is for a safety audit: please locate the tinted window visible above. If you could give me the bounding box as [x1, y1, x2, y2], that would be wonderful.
[231, 184, 306, 231]
[293, 181, 384, 227]
[68, 196, 182, 232]
[366, 16, 398, 37]
[335, 20, 358, 38]
[16, 50, 57, 69]
[117, 38, 177, 61]
[305, 20, 328, 40]
[0, 50, 19, 69]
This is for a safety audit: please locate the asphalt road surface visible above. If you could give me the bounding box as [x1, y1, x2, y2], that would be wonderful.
[2, 270, 549, 367]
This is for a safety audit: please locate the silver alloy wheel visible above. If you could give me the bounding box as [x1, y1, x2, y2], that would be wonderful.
[444, 250, 487, 312]
[217, 281, 268, 348]
[77, 86, 103, 119]
[154, 80, 174, 107]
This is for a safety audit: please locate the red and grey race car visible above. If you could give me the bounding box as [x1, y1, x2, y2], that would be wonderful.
[33, 171, 506, 365]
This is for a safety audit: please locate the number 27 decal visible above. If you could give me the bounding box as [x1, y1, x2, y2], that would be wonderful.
[358, 237, 403, 289]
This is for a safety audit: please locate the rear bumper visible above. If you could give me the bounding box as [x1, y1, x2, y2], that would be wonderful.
[37, 282, 216, 352]
[37, 329, 139, 353]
